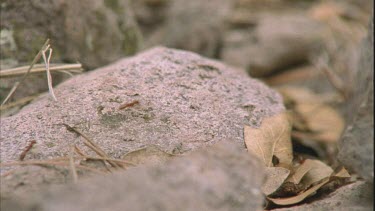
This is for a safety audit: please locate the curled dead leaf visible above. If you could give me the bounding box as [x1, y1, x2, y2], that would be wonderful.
[267, 167, 350, 206]
[244, 112, 293, 167]
[286, 159, 314, 184]
[267, 177, 330, 205]
[300, 159, 333, 189]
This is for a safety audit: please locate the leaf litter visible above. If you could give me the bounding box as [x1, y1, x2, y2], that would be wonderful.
[244, 99, 349, 207]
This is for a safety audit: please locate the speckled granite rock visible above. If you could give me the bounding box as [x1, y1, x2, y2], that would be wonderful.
[0, 0, 142, 103]
[0, 0, 141, 69]
[144, 0, 233, 58]
[338, 15, 374, 183]
[1, 142, 265, 211]
[0, 47, 284, 164]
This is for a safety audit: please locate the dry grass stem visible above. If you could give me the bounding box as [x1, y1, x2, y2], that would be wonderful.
[63, 124, 123, 169]
[74, 145, 86, 157]
[0, 63, 83, 77]
[41, 46, 57, 101]
[83, 156, 136, 166]
[0, 94, 40, 111]
[69, 146, 78, 183]
[1, 39, 50, 106]
[0, 160, 106, 174]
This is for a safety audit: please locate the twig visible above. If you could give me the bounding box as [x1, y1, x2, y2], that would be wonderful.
[41, 46, 57, 101]
[1, 39, 50, 106]
[63, 124, 123, 169]
[69, 146, 78, 183]
[19, 140, 37, 161]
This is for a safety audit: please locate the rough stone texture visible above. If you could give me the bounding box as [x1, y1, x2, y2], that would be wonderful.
[144, 0, 233, 58]
[0, 0, 141, 69]
[221, 14, 325, 77]
[130, 0, 170, 34]
[0, 0, 142, 101]
[0, 165, 73, 199]
[338, 15, 374, 183]
[0, 47, 284, 164]
[274, 181, 374, 211]
[1, 142, 265, 211]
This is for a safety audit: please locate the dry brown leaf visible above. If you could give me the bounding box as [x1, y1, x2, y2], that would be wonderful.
[262, 167, 291, 196]
[300, 159, 333, 189]
[277, 86, 322, 105]
[286, 160, 314, 184]
[244, 112, 293, 167]
[294, 103, 344, 143]
[267, 167, 350, 205]
[332, 167, 350, 178]
[267, 177, 330, 205]
[122, 145, 175, 166]
[277, 86, 344, 143]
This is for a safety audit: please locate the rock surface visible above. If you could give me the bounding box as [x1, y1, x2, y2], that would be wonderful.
[0, 47, 284, 164]
[221, 14, 325, 77]
[1, 142, 265, 211]
[143, 0, 233, 58]
[274, 181, 374, 211]
[0, 0, 142, 102]
[338, 15, 374, 183]
[0, 0, 141, 69]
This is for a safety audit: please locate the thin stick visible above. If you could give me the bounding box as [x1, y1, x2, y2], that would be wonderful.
[1, 39, 50, 106]
[63, 124, 123, 169]
[69, 146, 78, 183]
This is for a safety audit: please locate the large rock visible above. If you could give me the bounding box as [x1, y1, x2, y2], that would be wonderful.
[0, 0, 141, 69]
[1, 142, 265, 211]
[221, 14, 325, 77]
[0, 0, 142, 102]
[0, 47, 284, 163]
[144, 0, 233, 58]
[338, 15, 374, 183]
